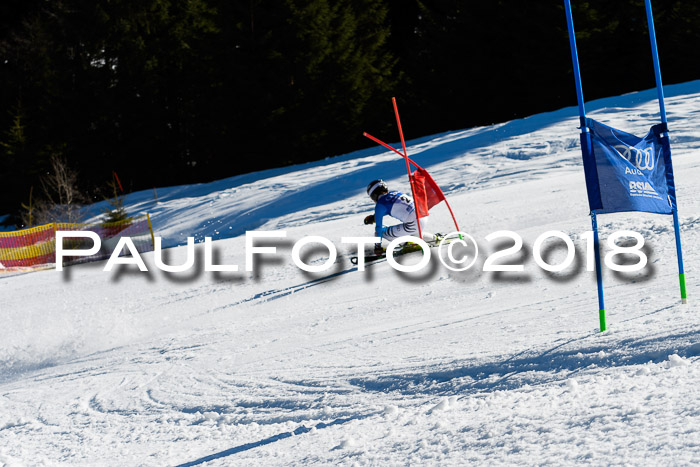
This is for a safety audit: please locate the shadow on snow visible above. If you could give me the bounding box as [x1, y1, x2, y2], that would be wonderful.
[348, 327, 700, 396]
[175, 413, 373, 467]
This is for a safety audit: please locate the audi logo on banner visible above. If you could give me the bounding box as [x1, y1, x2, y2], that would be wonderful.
[614, 145, 655, 171]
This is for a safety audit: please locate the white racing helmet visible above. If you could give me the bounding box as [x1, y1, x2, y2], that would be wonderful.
[367, 179, 388, 202]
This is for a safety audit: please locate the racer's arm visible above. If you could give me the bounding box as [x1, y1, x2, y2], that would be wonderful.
[374, 202, 389, 240]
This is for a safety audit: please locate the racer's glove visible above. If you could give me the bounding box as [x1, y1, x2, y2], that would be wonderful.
[364, 214, 375, 225]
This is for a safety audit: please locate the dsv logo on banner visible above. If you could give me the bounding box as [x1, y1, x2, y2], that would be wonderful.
[614, 145, 655, 171]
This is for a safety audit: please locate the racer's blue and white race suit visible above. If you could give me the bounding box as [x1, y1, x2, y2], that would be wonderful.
[374, 191, 435, 242]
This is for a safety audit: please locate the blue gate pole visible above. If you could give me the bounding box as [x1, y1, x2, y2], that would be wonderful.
[564, 0, 587, 129]
[565, 0, 607, 331]
[591, 212, 607, 331]
[645, 0, 687, 304]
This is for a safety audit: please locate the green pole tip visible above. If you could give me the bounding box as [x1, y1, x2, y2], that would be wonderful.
[599, 309, 607, 332]
[679, 273, 687, 302]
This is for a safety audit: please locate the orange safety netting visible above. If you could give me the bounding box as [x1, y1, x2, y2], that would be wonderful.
[0, 215, 155, 270]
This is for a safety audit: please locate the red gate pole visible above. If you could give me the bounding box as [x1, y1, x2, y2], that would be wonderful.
[391, 98, 423, 240]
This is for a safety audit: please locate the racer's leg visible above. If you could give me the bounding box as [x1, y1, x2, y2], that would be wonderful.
[382, 217, 436, 243]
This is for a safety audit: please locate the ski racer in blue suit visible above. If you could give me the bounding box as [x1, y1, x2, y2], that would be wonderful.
[364, 179, 438, 253]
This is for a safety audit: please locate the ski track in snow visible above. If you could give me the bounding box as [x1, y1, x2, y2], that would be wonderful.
[1, 81, 700, 465]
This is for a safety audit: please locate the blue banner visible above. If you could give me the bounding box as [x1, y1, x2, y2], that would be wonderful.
[583, 118, 676, 215]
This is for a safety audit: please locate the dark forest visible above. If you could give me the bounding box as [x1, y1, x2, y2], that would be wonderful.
[1, 0, 699, 226]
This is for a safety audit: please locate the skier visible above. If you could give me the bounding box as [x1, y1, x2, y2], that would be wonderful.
[364, 179, 440, 254]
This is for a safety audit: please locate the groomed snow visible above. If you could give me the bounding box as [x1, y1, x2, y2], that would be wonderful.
[1, 82, 699, 465]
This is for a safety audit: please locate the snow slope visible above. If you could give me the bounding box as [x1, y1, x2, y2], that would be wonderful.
[1, 82, 700, 465]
